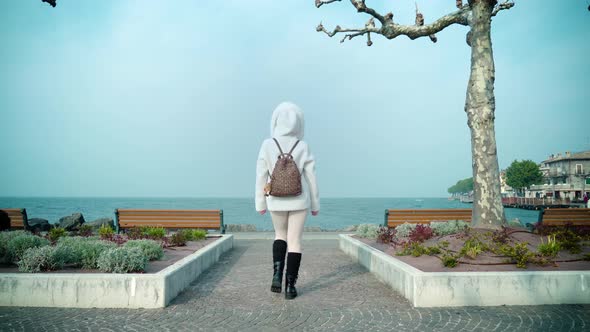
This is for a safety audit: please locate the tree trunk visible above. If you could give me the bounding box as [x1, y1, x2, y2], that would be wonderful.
[465, 0, 506, 228]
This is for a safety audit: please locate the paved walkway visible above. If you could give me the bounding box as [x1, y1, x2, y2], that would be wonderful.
[1, 238, 589, 331]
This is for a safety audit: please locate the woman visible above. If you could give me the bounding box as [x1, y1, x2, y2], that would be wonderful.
[255, 102, 320, 300]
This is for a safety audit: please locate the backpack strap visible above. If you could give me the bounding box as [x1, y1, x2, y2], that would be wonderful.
[272, 138, 284, 155]
[288, 140, 300, 155]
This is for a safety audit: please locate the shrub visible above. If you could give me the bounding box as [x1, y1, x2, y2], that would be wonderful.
[127, 227, 144, 240]
[180, 229, 207, 241]
[430, 220, 469, 236]
[500, 242, 533, 269]
[460, 237, 487, 259]
[409, 224, 434, 243]
[394, 223, 417, 238]
[537, 234, 561, 257]
[48, 227, 67, 242]
[425, 246, 441, 255]
[125, 240, 163, 261]
[104, 234, 128, 246]
[552, 229, 582, 254]
[6, 233, 50, 262]
[77, 240, 117, 269]
[355, 224, 380, 239]
[97, 247, 148, 273]
[376, 226, 396, 244]
[74, 224, 94, 237]
[168, 232, 187, 247]
[442, 254, 458, 268]
[144, 227, 166, 239]
[17, 246, 67, 273]
[491, 226, 510, 244]
[0, 231, 28, 262]
[98, 224, 114, 239]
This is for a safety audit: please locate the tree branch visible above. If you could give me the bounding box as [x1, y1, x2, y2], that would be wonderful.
[42, 0, 56, 7]
[315, 0, 341, 8]
[492, 1, 515, 17]
[316, 2, 471, 45]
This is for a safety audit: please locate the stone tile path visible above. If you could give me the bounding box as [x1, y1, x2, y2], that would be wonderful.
[1, 238, 588, 331]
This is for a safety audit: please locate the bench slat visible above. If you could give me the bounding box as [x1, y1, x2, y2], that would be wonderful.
[539, 208, 590, 227]
[0, 208, 27, 229]
[386, 209, 472, 228]
[116, 209, 224, 233]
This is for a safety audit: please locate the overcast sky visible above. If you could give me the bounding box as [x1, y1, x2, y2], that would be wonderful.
[1, 0, 588, 198]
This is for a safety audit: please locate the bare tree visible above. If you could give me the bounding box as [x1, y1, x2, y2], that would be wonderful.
[316, 0, 515, 228]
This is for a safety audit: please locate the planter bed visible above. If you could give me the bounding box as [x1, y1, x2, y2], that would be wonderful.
[340, 234, 590, 307]
[0, 234, 233, 308]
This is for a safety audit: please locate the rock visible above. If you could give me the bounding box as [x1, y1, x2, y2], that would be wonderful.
[86, 217, 114, 230]
[27, 218, 52, 232]
[58, 213, 85, 231]
[303, 226, 323, 232]
[225, 224, 257, 232]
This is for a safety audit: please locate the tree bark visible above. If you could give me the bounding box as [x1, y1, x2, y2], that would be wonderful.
[465, 0, 506, 228]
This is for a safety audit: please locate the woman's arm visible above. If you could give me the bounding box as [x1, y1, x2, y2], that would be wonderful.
[255, 144, 269, 212]
[303, 148, 320, 213]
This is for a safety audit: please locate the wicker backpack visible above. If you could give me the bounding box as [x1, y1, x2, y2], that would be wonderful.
[267, 138, 302, 197]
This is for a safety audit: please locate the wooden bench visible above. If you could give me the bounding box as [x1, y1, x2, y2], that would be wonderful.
[0, 208, 28, 230]
[384, 209, 472, 228]
[115, 209, 225, 234]
[532, 208, 590, 228]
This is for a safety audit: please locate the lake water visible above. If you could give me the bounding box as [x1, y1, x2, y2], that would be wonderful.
[0, 197, 539, 230]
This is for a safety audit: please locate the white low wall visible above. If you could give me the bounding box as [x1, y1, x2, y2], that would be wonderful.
[339, 234, 590, 307]
[0, 235, 233, 309]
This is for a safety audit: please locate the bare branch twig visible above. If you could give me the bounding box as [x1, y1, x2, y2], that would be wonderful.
[492, 1, 515, 17]
[315, 0, 341, 8]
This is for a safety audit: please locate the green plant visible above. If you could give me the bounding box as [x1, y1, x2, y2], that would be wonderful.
[144, 227, 166, 239]
[98, 224, 115, 239]
[425, 246, 441, 255]
[442, 254, 458, 268]
[430, 220, 470, 236]
[396, 242, 427, 257]
[355, 224, 380, 239]
[583, 253, 590, 261]
[460, 236, 488, 259]
[97, 247, 148, 273]
[394, 223, 417, 238]
[6, 233, 50, 263]
[124, 240, 163, 261]
[0, 231, 28, 262]
[169, 232, 187, 247]
[17, 246, 67, 273]
[552, 229, 582, 254]
[439, 241, 450, 248]
[48, 227, 67, 242]
[500, 242, 533, 269]
[180, 229, 207, 241]
[537, 234, 561, 257]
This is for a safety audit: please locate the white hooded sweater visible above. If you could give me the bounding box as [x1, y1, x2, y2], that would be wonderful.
[255, 102, 320, 212]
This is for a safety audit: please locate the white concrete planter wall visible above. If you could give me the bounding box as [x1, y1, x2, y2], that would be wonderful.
[0, 234, 233, 309]
[339, 234, 590, 307]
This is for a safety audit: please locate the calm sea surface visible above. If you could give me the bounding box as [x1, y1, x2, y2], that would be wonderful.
[0, 197, 538, 231]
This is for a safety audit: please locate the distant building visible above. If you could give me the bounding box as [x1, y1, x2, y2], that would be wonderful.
[500, 170, 515, 197]
[528, 150, 590, 200]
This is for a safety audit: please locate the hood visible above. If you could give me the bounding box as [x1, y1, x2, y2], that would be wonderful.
[270, 102, 304, 140]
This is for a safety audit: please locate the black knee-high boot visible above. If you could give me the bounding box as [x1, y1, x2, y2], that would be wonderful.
[271, 240, 287, 293]
[285, 252, 302, 300]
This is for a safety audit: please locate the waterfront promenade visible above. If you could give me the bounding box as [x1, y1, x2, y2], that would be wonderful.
[1, 234, 589, 331]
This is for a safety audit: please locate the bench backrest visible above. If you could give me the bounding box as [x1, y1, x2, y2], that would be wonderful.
[0, 208, 28, 230]
[540, 208, 590, 226]
[116, 209, 225, 233]
[385, 209, 472, 228]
